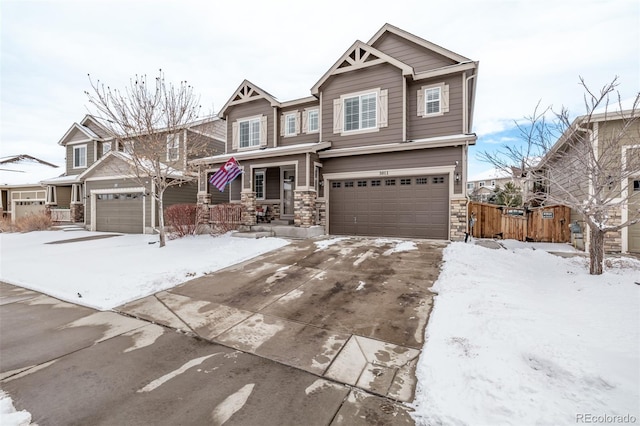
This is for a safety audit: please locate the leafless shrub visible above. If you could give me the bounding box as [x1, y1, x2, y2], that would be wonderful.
[165, 204, 204, 238]
[14, 213, 52, 232]
[0, 216, 16, 232]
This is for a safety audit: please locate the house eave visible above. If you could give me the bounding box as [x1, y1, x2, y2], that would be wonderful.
[191, 142, 332, 165]
[319, 134, 476, 159]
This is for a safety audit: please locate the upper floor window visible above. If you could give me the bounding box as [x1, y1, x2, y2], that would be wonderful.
[239, 117, 261, 148]
[479, 181, 485, 187]
[417, 82, 449, 117]
[73, 145, 87, 168]
[102, 142, 111, 156]
[491, 180, 496, 187]
[166, 134, 180, 161]
[307, 109, 319, 133]
[345, 92, 377, 131]
[467, 182, 475, 190]
[333, 88, 387, 135]
[232, 115, 267, 150]
[285, 113, 297, 136]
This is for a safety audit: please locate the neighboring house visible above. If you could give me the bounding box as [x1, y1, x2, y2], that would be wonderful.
[468, 167, 523, 203]
[192, 23, 479, 240]
[40, 114, 225, 233]
[530, 104, 640, 253]
[0, 155, 61, 221]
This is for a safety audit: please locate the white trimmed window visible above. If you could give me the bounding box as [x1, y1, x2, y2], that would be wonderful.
[166, 134, 179, 161]
[239, 118, 261, 148]
[467, 182, 475, 190]
[285, 113, 297, 136]
[333, 88, 387, 135]
[479, 181, 485, 187]
[102, 142, 111, 156]
[254, 170, 265, 200]
[417, 82, 449, 117]
[491, 180, 496, 187]
[307, 109, 319, 133]
[73, 145, 87, 168]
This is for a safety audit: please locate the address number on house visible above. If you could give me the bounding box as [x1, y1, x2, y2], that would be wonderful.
[379, 170, 389, 176]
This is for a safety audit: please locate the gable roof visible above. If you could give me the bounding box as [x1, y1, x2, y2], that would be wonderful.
[218, 80, 280, 117]
[57, 122, 102, 146]
[368, 23, 471, 64]
[0, 155, 61, 186]
[311, 40, 413, 95]
[0, 154, 58, 168]
[78, 150, 187, 180]
[80, 115, 112, 138]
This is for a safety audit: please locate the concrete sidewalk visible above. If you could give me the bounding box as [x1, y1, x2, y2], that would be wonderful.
[117, 237, 445, 403]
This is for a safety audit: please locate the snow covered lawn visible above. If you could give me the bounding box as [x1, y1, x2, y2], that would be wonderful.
[412, 241, 640, 425]
[0, 230, 289, 310]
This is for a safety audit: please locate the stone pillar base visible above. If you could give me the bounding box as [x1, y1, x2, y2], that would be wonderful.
[70, 203, 84, 222]
[241, 191, 257, 226]
[294, 190, 316, 227]
[450, 199, 467, 241]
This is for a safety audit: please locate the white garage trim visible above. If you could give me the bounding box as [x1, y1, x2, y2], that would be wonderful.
[10, 190, 46, 222]
[323, 166, 455, 238]
[90, 187, 146, 233]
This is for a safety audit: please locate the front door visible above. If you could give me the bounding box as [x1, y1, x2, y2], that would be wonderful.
[282, 168, 295, 218]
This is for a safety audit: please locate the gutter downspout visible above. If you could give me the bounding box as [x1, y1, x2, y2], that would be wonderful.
[463, 71, 478, 240]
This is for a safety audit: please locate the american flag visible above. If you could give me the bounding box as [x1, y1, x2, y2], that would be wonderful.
[209, 157, 243, 192]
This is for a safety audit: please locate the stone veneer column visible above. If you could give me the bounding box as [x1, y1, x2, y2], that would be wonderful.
[196, 192, 211, 224]
[603, 206, 622, 253]
[241, 191, 257, 226]
[294, 190, 316, 227]
[450, 199, 467, 241]
[70, 203, 84, 223]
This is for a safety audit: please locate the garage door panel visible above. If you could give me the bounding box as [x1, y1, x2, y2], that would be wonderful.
[329, 175, 449, 239]
[95, 193, 143, 233]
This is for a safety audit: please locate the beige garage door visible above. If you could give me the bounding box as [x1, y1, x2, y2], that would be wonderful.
[329, 175, 449, 239]
[95, 193, 143, 233]
[14, 201, 46, 220]
[629, 179, 640, 253]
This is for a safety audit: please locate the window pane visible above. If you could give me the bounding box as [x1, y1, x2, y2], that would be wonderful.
[255, 172, 265, 199]
[308, 110, 318, 132]
[361, 93, 377, 129]
[239, 121, 250, 147]
[250, 120, 260, 146]
[426, 87, 441, 114]
[344, 97, 359, 131]
[286, 115, 296, 135]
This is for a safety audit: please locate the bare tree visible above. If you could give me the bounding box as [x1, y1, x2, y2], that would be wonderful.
[86, 70, 209, 247]
[481, 77, 640, 274]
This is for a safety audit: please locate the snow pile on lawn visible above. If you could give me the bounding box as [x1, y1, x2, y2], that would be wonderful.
[0, 390, 32, 426]
[0, 231, 289, 311]
[413, 242, 640, 425]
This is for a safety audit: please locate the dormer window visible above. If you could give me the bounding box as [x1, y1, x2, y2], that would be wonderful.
[73, 145, 87, 168]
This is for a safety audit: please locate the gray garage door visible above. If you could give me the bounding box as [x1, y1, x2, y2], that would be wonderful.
[329, 175, 449, 239]
[95, 193, 143, 233]
[629, 179, 640, 253]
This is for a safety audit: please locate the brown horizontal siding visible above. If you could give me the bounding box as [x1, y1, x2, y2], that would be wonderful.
[84, 120, 110, 138]
[67, 128, 91, 143]
[66, 142, 96, 175]
[226, 99, 274, 153]
[85, 179, 151, 227]
[372, 32, 457, 73]
[279, 100, 320, 147]
[321, 63, 403, 148]
[407, 74, 464, 140]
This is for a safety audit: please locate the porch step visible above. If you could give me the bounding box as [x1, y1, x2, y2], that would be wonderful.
[52, 223, 85, 232]
[232, 231, 275, 239]
[270, 219, 294, 225]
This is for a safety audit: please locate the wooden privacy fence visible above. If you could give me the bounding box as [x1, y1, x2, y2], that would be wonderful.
[469, 202, 571, 243]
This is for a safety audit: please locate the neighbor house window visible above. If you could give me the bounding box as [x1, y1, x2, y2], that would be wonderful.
[467, 182, 475, 190]
[239, 118, 261, 148]
[73, 145, 87, 168]
[344, 92, 377, 131]
[167, 134, 179, 161]
[307, 109, 319, 133]
[491, 180, 496, 187]
[254, 170, 265, 200]
[479, 181, 485, 187]
[285, 113, 297, 136]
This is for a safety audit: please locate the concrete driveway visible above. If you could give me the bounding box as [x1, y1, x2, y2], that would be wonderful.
[1, 236, 445, 425]
[117, 237, 445, 402]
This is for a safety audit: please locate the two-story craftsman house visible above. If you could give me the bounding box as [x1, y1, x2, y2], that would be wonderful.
[193, 24, 478, 240]
[41, 114, 225, 233]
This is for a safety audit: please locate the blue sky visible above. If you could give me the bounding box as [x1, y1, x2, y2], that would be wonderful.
[1, 0, 638, 178]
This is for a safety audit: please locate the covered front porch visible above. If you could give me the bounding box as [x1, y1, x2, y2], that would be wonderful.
[192, 143, 329, 232]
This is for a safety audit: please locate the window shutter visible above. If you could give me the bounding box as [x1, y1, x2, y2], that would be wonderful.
[442, 84, 450, 113]
[295, 112, 301, 134]
[378, 89, 388, 128]
[260, 115, 267, 146]
[333, 99, 343, 134]
[280, 114, 285, 136]
[302, 110, 308, 133]
[232, 122, 239, 150]
[417, 89, 425, 117]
